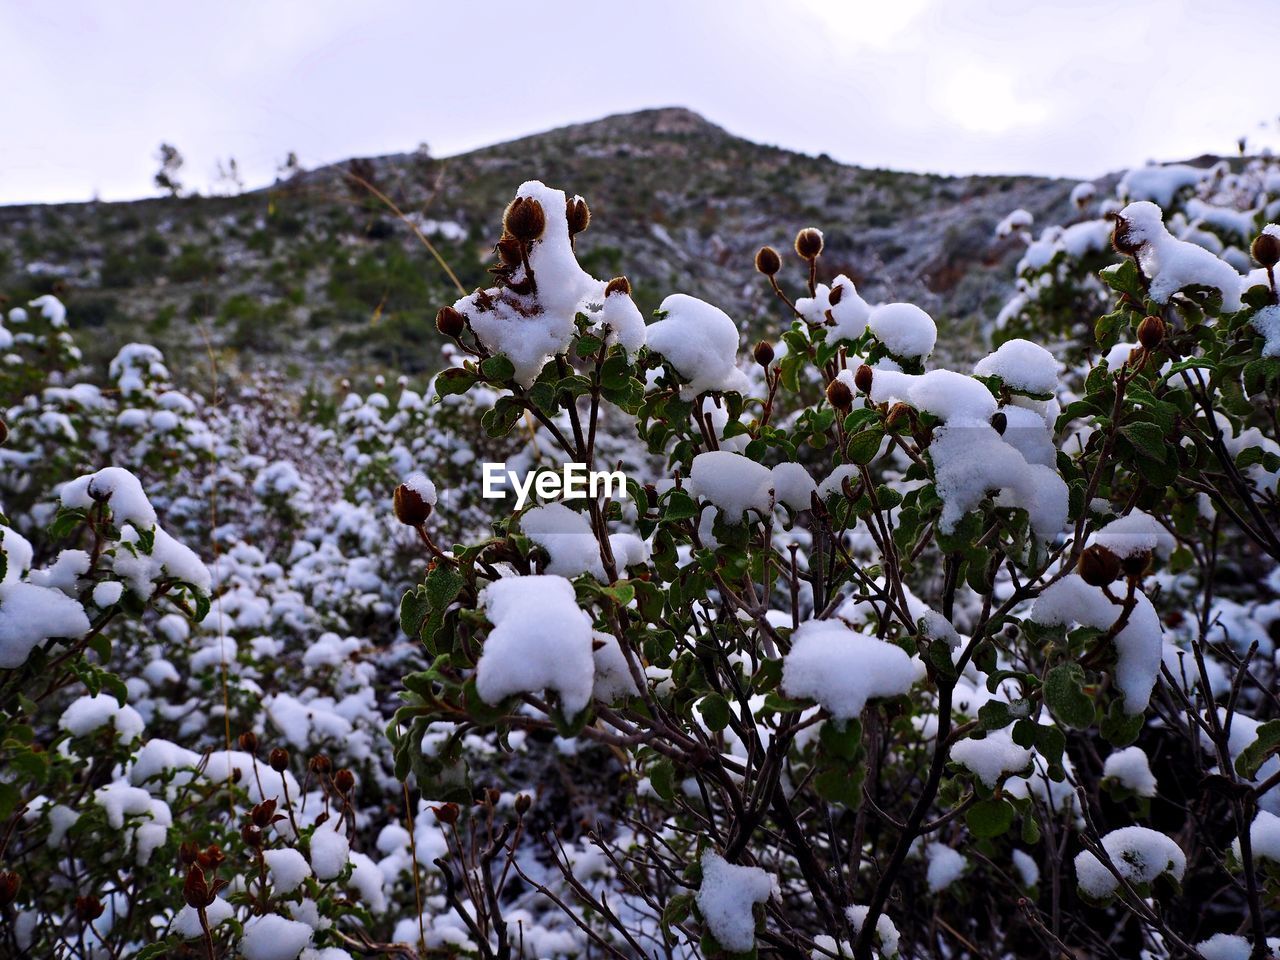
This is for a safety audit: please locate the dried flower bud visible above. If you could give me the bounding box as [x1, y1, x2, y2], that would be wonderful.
[241, 823, 263, 847]
[643, 483, 658, 509]
[1111, 214, 1141, 256]
[179, 841, 200, 865]
[436, 306, 466, 339]
[394, 482, 433, 527]
[515, 794, 532, 816]
[503, 196, 546, 243]
[886, 402, 911, 430]
[828, 283, 844, 306]
[990, 411, 1007, 435]
[75, 895, 105, 922]
[182, 864, 211, 910]
[826, 378, 853, 411]
[1252, 230, 1280, 268]
[753, 340, 775, 367]
[431, 802, 460, 825]
[1077, 544, 1121, 586]
[604, 276, 631, 297]
[1121, 549, 1152, 579]
[754, 245, 781, 276]
[566, 196, 591, 236]
[486, 787, 501, 806]
[1137, 315, 1165, 350]
[0, 871, 20, 905]
[854, 364, 874, 394]
[334, 768, 355, 793]
[197, 844, 224, 870]
[310, 754, 332, 775]
[496, 234, 523, 267]
[238, 731, 258, 753]
[251, 798, 278, 828]
[794, 228, 824, 260]
[269, 747, 289, 772]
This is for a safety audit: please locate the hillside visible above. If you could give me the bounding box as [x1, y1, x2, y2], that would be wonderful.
[0, 107, 1081, 383]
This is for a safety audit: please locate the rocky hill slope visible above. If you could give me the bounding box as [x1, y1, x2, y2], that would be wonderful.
[0, 108, 1083, 384]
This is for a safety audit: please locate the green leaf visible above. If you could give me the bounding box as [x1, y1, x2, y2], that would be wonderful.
[701, 694, 731, 732]
[1043, 663, 1096, 729]
[847, 428, 883, 466]
[966, 797, 1015, 838]
[978, 701, 1013, 731]
[401, 565, 465, 653]
[1235, 719, 1280, 779]
[435, 366, 476, 398]
[664, 490, 698, 522]
[1119, 421, 1168, 462]
[480, 354, 515, 382]
[650, 758, 677, 801]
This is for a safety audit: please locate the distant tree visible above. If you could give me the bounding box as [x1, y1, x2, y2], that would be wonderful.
[214, 156, 244, 195]
[154, 142, 185, 197]
[276, 150, 302, 181]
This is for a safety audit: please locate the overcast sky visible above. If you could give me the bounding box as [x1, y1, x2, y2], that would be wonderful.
[3, 0, 1277, 204]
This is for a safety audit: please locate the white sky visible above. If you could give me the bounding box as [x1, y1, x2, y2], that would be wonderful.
[2, 0, 1278, 204]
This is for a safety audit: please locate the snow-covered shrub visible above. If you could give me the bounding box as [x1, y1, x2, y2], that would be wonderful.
[3, 156, 1280, 959]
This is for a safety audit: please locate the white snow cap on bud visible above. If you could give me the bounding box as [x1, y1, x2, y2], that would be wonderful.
[867, 303, 936, 360]
[402, 471, 437, 506]
[646, 294, 749, 396]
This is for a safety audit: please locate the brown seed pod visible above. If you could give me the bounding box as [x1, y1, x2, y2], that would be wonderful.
[828, 283, 844, 306]
[885, 402, 911, 430]
[515, 793, 532, 816]
[826, 378, 853, 411]
[753, 340, 775, 367]
[605, 276, 631, 297]
[794, 228, 824, 260]
[251, 799, 278, 828]
[854, 364, 874, 394]
[754, 245, 781, 276]
[496, 234, 523, 267]
[1137, 315, 1165, 350]
[269, 747, 289, 772]
[566, 196, 591, 236]
[197, 844, 225, 870]
[991, 411, 1008, 435]
[1251, 230, 1280, 268]
[334, 768, 355, 793]
[179, 841, 200, 865]
[75, 895, 105, 922]
[393, 482, 433, 527]
[240, 823, 263, 847]
[182, 864, 211, 909]
[503, 196, 546, 243]
[1077, 544, 1122, 586]
[1121, 549, 1152, 579]
[431, 802, 460, 825]
[435, 306, 466, 339]
[0, 871, 20, 905]
[238, 731, 258, 753]
[1111, 214, 1142, 256]
[310, 754, 332, 775]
